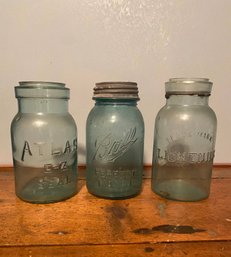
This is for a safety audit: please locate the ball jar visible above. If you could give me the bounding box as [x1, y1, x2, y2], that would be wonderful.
[86, 82, 144, 199]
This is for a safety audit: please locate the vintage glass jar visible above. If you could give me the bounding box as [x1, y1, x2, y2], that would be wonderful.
[152, 78, 217, 201]
[11, 81, 77, 203]
[86, 82, 144, 199]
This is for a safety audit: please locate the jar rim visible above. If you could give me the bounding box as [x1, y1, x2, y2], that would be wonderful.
[19, 81, 65, 88]
[168, 78, 211, 83]
[165, 78, 213, 95]
[15, 81, 69, 99]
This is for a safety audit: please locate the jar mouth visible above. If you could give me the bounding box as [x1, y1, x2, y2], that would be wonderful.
[19, 81, 65, 88]
[168, 78, 210, 83]
[93, 81, 140, 100]
[15, 81, 69, 99]
[165, 78, 213, 96]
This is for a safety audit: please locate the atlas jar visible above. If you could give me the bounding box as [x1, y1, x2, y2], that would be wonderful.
[11, 81, 77, 203]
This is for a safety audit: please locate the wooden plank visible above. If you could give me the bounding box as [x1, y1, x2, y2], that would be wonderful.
[1, 166, 231, 178]
[0, 242, 230, 257]
[0, 171, 230, 246]
[211, 166, 231, 178]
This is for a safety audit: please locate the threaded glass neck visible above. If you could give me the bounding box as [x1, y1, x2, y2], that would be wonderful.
[18, 98, 68, 113]
[166, 94, 209, 106]
[95, 98, 137, 106]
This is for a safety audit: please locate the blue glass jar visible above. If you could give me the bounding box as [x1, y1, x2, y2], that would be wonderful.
[152, 78, 217, 201]
[11, 81, 78, 203]
[86, 82, 144, 199]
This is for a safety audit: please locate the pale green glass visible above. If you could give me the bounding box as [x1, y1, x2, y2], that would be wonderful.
[11, 82, 77, 203]
[86, 99, 144, 199]
[152, 78, 217, 201]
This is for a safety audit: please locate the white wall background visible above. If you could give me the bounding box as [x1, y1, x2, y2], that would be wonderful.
[0, 0, 231, 165]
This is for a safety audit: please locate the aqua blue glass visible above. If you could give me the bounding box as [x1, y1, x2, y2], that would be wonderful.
[152, 78, 217, 201]
[11, 81, 78, 203]
[86, 82, 144, 199]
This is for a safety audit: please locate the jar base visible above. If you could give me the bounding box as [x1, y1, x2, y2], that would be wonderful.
[87, 189, 141, 200]
[152, 179, 209, 202]
[16, 182, 77, 204]
[16, 190, 77, 204]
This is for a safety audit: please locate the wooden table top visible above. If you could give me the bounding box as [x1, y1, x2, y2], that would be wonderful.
[0, 166, 230, 257]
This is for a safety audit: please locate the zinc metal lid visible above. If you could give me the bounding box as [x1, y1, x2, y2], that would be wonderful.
[15, 81, 69, 99]
[93, 82, 140, 100]
[165, 78, 213, 96]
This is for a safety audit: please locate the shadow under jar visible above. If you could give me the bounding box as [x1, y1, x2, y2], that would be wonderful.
[86, 82, 144, 199]
[152, 78, 217, 201]
[11, 81, 78, 203]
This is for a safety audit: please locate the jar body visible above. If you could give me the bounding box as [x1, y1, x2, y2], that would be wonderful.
[11, 86, 78, 203]
[152, 95, 217, 201]
[86, 100, 144, 199]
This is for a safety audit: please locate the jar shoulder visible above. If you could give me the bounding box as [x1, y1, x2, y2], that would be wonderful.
[87, 105, 144, 124]
[11, 113, 77, 131]
[156, 105, 217, 124]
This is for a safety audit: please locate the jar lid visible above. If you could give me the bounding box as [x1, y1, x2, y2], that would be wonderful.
[165, 78, 213, 97]
[93, 82, 140, 100]
[15, 81, 70, 99]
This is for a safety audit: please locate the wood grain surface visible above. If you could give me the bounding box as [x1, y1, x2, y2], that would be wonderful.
[0, 166, 230, 256]
[0, 242, 230, 257]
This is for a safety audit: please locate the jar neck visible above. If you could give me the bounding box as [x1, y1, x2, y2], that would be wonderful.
[166, 94, 209, 106]
[94, 98, 137, 106]
[17, 98, 69, 113]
